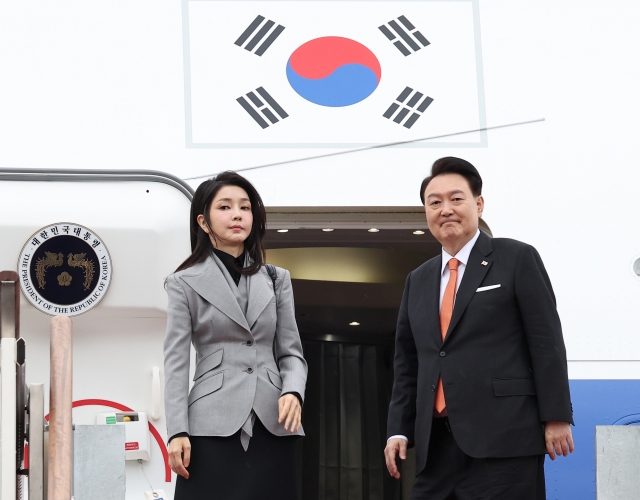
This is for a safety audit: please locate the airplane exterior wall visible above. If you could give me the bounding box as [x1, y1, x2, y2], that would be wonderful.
[1, 1, 640, 499]
[0, 180, 191, 498]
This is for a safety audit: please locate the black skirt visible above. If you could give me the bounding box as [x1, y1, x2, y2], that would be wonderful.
[174, 417, 299, 500]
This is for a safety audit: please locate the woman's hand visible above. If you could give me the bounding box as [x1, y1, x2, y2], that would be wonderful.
[169, 436, 191, 479]
[278, 394, 302, 432]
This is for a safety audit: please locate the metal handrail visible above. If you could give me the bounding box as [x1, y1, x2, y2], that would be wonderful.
[0, 168, 194, 201]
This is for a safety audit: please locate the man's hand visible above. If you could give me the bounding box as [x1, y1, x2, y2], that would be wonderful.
[168, 436, 191, 479]
[384, 438, 408, 479]
[544, 421, 574, 460]
[278, 394, 302, 432]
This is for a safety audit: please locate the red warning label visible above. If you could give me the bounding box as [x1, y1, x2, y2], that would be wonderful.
[125, 442, 139, 451]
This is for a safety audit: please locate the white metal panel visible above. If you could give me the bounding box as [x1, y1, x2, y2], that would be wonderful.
[74, 425, 126, 500]
[0, 179, 190, 499]
[569, 361, 640, 380]
[28, 383, 45, 500]
[0, 180, 190, 318]
[596, 427, 640, 499]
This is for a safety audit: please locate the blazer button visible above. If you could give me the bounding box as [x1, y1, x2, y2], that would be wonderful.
[246, 340, 253, 346]
[439, 351, 446, 357]
[247, 367, 253, 374]
[431, 385, 436, 392]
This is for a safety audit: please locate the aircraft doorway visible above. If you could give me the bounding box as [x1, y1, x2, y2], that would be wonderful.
[265, 207, 494, 500]
[264, 208, 492, 499]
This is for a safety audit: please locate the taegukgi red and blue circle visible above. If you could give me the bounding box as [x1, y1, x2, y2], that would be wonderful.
[286, 36, 382, 107]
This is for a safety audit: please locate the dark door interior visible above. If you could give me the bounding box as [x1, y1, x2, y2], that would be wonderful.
[265, 228, 440, 500]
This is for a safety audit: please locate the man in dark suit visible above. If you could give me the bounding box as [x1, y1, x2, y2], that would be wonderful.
[384, 157, 574, 499]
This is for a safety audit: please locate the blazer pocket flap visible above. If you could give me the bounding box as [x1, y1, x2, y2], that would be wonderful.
[267, 369, 283, 390]
[493, 378, 536, 397]
[476, 284, 501, 293]
[188, 371, 224, 406]
[194, 348, 223, 381]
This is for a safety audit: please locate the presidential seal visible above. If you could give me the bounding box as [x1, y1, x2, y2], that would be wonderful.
[18, 223, 112, 316]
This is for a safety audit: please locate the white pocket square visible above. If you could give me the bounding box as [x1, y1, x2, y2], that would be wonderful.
[476, 284, 501, 292]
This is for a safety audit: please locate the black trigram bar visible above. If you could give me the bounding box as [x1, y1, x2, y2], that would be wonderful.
[235, 15, 285, 56]
[379, 15, 430, 56]
[383, 86, 433, 129]
[237, 87, 288, 129]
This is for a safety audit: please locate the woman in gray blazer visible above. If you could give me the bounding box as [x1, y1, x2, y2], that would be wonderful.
[164, 171, 307, 499]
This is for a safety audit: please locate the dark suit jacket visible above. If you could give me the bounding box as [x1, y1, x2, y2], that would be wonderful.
[387, 231, 573, 474]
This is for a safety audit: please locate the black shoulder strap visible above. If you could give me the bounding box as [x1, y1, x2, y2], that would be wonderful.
[266, 264, 279, 367]
[266, 264, 277, 292]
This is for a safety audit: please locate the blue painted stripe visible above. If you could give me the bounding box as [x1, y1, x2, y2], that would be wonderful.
[545, 380, 640, 500]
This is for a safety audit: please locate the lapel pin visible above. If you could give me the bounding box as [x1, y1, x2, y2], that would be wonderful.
[481, 261, 488, 266]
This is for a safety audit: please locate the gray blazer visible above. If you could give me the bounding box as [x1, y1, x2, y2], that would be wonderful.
[163, 254, 307, 439]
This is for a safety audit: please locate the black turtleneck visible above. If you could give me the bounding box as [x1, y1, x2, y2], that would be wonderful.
[213, 248, 245, 285]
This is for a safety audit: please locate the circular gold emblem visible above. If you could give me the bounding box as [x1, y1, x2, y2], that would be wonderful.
[18, 223, 112, 316]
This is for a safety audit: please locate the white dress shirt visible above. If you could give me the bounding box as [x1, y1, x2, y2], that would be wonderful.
[439, 229, 481, 310]
[389, 230, 481, 443]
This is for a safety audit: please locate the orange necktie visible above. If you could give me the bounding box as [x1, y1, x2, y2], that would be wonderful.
[434, 258, 459, 413]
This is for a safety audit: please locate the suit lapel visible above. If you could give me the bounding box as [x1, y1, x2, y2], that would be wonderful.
[246, 266, 274, 329]
[424, 256, 444, 347]
[444, 232, 493, 342]
[180, 256, 251, 332]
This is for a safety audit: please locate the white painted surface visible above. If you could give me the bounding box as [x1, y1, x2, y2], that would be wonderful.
[0, 180, 191, 498]
[0, 181, 190, 316]
[568, 362, 640, 380]
[1, 1, 639, 365]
